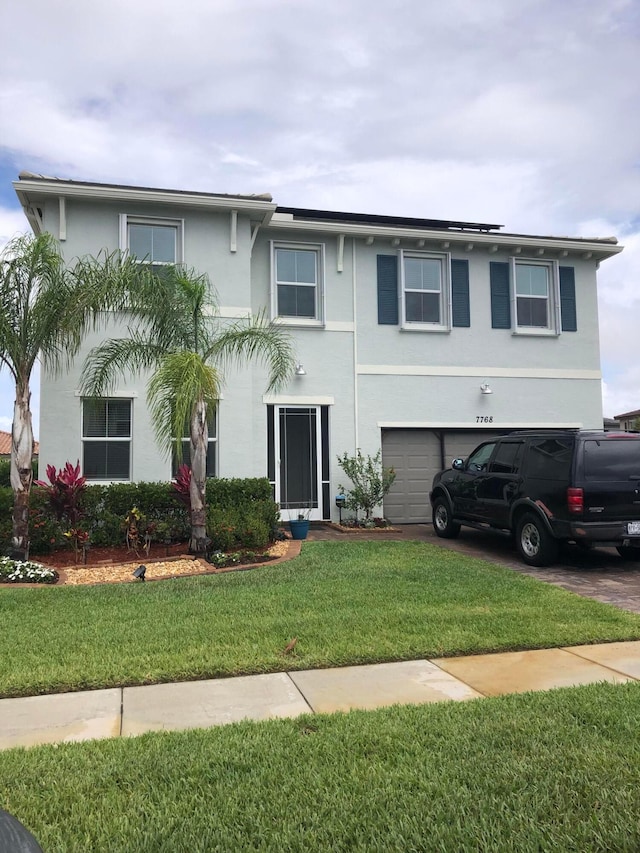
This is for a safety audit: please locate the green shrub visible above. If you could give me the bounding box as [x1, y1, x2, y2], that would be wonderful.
[0, 486, 13, 551]
[206, 507, 271, 551]
[78, 483, 190, 547]
[18, 488, 65, 556]
[337, 449, 396, 521]
[1, 476, 276, 554]
[207, 477, 272, 506]
[207, 506, 240, 551]
[205, 479, 277, 550]
[236, 516, 270, 550]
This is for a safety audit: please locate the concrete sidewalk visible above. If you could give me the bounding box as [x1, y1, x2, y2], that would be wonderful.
[2, 641, 639, 751]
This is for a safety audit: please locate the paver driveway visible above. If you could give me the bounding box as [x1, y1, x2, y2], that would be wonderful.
[308, 524, 640, 613]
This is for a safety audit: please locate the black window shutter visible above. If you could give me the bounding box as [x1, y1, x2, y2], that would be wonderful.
[377, 255, 398, 325]
[451, 259, 470, 327]
[490, 262, 511, 329]
[559, 266, 577, 332]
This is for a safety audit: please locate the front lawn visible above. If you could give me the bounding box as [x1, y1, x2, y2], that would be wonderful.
[2, 541, 640, 698]
[2, 681, 640, 851]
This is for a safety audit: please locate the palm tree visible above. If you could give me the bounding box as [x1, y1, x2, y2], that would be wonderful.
[80, 265, 295, 553]
[0, 233, 147, 558]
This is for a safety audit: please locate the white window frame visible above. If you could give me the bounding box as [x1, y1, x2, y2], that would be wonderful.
[270, 241, 325, 326]
[400, 250, 451, 332]
[81, 398, 132, 482]
[119, 214, 184, 265]
[511, 258, 560, 336]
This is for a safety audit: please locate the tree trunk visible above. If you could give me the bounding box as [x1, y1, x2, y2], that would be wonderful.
[189, 400, 210, 553]
[11, 382, 34, 560]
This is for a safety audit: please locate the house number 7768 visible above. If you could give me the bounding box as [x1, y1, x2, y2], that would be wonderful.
[476, 416, 493, 423]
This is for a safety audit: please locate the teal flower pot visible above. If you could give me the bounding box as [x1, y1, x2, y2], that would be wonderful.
[289, 519, 310, 540]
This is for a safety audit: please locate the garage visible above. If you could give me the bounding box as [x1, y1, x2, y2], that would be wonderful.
[381, 428, 510, 524]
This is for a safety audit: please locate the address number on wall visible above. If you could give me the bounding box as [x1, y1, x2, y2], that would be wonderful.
[476, 416, 494, 423]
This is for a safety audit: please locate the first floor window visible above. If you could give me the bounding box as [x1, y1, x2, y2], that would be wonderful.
[402, 252, 448, 326]
[82, 399, 131, 480]
[172, 409, 217, 478]
[514, 262, 551, 328]
[272, 243, 322, 321]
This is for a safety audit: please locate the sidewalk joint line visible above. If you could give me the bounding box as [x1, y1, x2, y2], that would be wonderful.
[284, 672, 315, 714]
[427, 658, 490, 698]
[561, 646, 640, 682]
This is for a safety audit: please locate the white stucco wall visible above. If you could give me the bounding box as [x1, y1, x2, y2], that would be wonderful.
[35, 191, 607, 520]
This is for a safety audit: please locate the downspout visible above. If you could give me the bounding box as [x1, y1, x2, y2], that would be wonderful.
[352, 237, 359, 449]
[438, 430, 446, 471]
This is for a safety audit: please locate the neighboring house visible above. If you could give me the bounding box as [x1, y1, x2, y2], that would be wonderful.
[13, 172, 623, 523]
[604, 417, 621, 431]
[614, 410, 640, 431]
[0, 430, 39, 460]
[0, 430, 40, 459]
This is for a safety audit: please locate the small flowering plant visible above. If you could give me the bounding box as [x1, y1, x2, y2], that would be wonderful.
[0, 556, 58, 584]
[63, 528, 90, 563]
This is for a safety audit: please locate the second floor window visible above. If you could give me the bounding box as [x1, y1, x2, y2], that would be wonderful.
[272, 243, 323, 322]
[120, 215, 183, 265]
[514, 262, 551, 328]
[403, 256, 443, 323]
[401, 251, 450, 329]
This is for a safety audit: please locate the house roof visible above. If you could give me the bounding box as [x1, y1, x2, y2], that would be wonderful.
[614, 409, 640, 420]
[274, 205, 502, 233]
[13, 173, 624, 261]
[16, 171, 274, 203]
[0, 431, 39, 456]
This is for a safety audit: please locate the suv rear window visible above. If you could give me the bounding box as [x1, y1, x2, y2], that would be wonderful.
[526, 438, 573, 480]
[583, 438, 640, 480]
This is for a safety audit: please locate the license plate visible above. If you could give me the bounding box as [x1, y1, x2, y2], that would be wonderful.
[628, 522, 640, 535]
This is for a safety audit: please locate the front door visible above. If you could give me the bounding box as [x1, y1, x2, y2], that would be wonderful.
[275, 406, 323, 521]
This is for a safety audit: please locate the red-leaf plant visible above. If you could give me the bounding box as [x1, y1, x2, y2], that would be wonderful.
[35, 460, 87, 526]
[172, 464, 192, 507]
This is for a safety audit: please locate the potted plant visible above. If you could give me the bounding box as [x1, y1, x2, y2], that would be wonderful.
[288, 508, 311, 540]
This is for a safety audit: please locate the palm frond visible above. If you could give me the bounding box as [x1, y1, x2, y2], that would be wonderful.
[80, 335, 168, 397]
[204, 311, 295, 392]
[147, 351, 222, 458]
[0, 234, 68, 377]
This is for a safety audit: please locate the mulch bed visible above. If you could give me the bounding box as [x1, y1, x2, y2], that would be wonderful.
[3, 540, 299, 587]
[34, 541, 193, 569]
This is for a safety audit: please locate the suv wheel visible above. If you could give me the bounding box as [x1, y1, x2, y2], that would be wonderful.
[515, 512, 559, 567]
[432, 498, 461, 539]
[616, 545, 640, 561]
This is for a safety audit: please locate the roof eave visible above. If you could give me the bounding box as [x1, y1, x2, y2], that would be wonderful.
[267, 215, 623, 260]
[12, 178, 278, 219]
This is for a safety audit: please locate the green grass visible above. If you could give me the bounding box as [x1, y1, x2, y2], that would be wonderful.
[2, 682, 640, 851]
[2, 541, 640, 698]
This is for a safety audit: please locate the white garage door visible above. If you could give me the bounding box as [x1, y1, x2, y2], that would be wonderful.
[382, 429, 509, 524]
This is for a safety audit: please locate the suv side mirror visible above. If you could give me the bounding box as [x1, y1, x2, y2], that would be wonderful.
[452, 458, 465, 471]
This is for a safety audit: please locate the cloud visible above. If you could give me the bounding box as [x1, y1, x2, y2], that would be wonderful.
[0, 0, 639, 429]
[0, 205, 30, 244]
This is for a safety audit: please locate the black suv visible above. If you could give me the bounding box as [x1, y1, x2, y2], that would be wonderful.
[430, 430, 640, 566]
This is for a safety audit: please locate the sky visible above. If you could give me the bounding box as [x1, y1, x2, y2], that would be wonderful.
[0, 0, 639, 437]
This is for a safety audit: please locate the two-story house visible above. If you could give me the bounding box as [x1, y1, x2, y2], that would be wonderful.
[13, 172, 623, 523]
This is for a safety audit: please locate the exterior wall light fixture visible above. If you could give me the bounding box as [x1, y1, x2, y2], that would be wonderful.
[480, 382, 493, 395]
[295, 364, 307, 376]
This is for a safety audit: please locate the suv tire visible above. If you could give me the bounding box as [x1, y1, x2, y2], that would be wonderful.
[515, 512, 559, 567]
[432, 497, 461, 539]
[616, 545, 640, 561]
